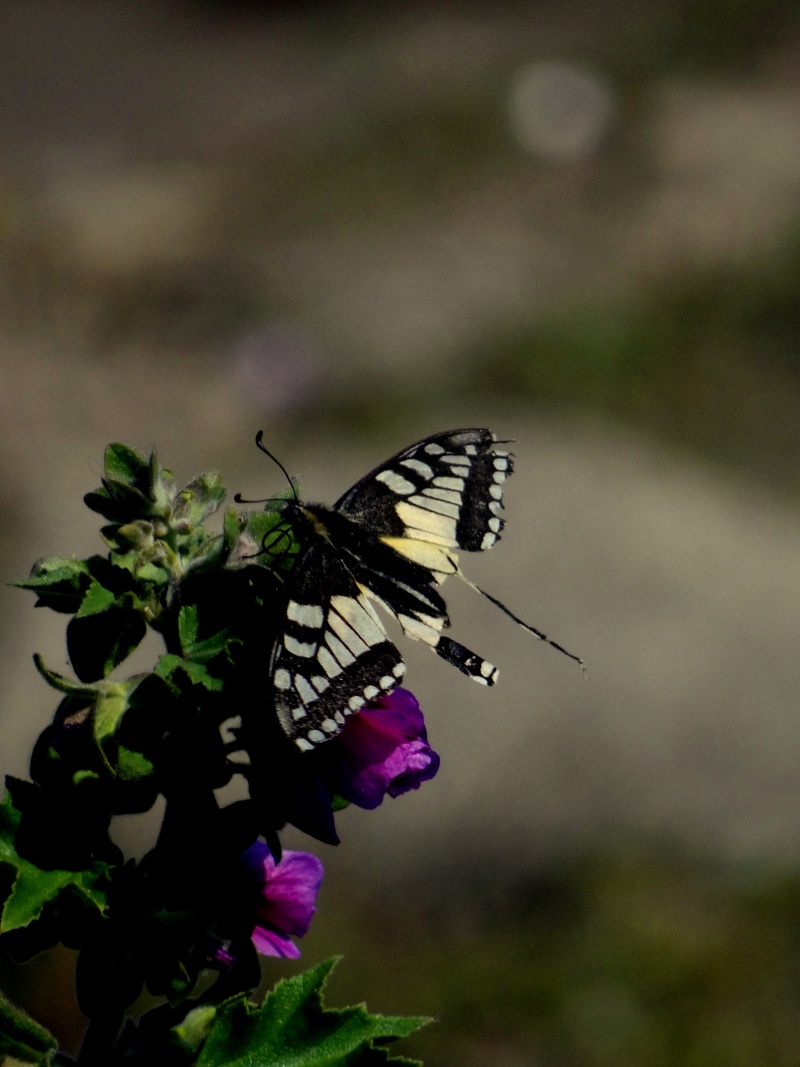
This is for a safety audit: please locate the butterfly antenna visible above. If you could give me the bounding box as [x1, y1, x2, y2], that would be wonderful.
[255, 431, 299, 501]
[234, 432, 300, 504]
[459, 572, 585, 674]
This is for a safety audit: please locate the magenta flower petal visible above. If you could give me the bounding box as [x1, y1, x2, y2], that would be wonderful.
[251, 924, 301, 959]
[334, 689, 440, 809]
[240, 841, 323, 958]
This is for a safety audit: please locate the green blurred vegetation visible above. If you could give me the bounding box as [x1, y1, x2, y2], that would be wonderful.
[303, 850, 800, 1067]
[461, 233, 800, 490]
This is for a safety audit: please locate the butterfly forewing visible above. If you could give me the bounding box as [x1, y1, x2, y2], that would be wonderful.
[271, 537, 406, 751]
[334, 428, 513, 553]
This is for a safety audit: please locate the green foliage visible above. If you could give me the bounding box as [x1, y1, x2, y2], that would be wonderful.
[197, 959, 428, 1067]
[2, 441, 428, 1066]
[0, 991, 57, 1065]
[0, 791, 110, 935]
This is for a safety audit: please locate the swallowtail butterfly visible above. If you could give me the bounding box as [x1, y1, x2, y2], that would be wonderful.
[245, 428, 581, 751]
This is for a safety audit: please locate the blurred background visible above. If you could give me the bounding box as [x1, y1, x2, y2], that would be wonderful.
[2, 0, 800, 1063]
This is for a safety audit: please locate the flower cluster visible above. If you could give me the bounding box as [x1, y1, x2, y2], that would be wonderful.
[233, 688, 439, 958]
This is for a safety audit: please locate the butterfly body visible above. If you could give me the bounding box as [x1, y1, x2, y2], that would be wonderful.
[262, 429, 514, 751]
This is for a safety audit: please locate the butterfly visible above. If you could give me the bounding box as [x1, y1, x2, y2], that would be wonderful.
[242, 428, 581, 751]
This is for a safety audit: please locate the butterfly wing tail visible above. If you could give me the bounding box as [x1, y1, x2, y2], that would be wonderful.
[434, 636, 498, 685]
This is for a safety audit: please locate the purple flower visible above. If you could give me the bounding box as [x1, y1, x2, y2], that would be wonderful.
[239, 841, 323, 959]
[332, 688, 440, 810]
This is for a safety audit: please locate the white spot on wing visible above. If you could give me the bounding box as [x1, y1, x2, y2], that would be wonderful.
[432, 476, 465, 492]
[328, 609, 370, 656]
[422, 486, 462, 504]
[330, 594, 385, 647]
[295, 675, 319, 706]
[274, 668, 292, 690]
[410, 494, 460, 518]
[376, 469, 416, 495]
[325, 632, 356, 667]
[363, 685, 379, 700]
[284, 634, 317, 658]
[424, 442, 445, 454]
[395, 501, 457, 541]
[400, 458, 433, 478]
[397, 611, 442, 644]
[316, 646, 342, 678]
[287, 601, 324, 628]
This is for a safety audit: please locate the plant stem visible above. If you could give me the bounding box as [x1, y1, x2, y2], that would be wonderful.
[77, 1006, 124, 1065]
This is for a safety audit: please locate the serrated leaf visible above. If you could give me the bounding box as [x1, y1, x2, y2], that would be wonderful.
[76, 579, 117, 618]
[0, 792, 109, 933]
[197, 958, 430, 1067]
[155, 656, 223, 692]
[0, 992, 57, 1065]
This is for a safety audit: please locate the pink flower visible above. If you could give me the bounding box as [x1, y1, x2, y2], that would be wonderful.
[333, 688, 440, 810]
[239, 842, 323, 959]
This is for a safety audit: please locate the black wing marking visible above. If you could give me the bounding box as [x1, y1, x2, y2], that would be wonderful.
[271, 536, 406, 750]
[333, 428, 513, 553]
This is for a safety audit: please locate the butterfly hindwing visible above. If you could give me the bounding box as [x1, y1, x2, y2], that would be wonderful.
[271, 537, 406, 751]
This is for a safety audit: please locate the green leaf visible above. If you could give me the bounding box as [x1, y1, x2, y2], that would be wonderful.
[67, 610, 146, 682]
[227, 508, 300, 575]
[0, 791, 109, 933]
[222, 508, 244, 557]
[0, 991, 57, 1065]
[172, 471, 226, 527]
[104, 443, 149, 486]
[178, 605, 199, 652]
[148, 451, 176, 512]
[32, 655, 97, 700]
[176, 606, 235, 665]
[76, 578, 117, 618]
[16, 557, 92, 613]
[197, 958, 430, 1067]
[114, 746, 155, 782]
[92, 681, 139, 748]
[155, 655, 223, 693]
